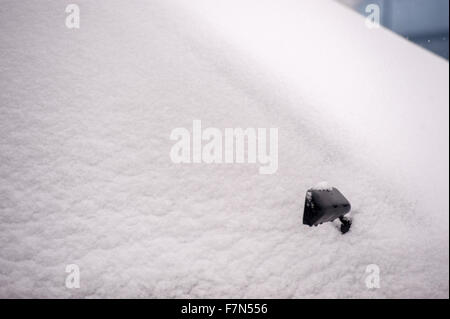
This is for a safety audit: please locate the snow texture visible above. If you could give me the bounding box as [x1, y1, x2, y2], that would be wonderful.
[311, 182, 333, 192]
[0, 0, 448, 298]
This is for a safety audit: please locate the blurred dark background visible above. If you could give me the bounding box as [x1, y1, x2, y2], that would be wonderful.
[337, 0, 449, 60]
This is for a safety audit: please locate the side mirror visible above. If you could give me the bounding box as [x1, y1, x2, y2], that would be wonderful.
[303, 184, 352, 234]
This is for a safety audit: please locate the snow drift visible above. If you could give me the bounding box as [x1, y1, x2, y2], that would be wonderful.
[0, 0, 448, 298]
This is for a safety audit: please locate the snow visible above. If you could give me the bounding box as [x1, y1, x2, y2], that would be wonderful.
[311, 182, 334, 191]
[0, 0, 448, 298]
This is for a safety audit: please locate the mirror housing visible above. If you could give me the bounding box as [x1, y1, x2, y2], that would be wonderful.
[303, 186, 352, 234]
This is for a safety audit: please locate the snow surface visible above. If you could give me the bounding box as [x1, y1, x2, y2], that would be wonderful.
[0, 0, 448, 298]
[311, 182, 334, 192]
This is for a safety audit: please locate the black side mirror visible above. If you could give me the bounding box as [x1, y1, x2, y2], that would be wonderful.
[303, 185, 352, 234]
